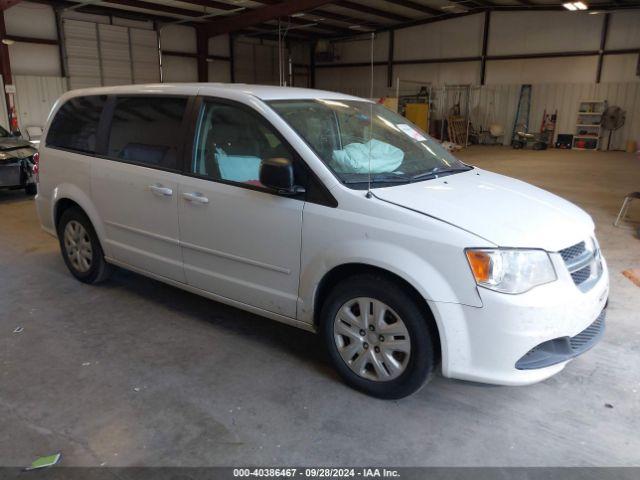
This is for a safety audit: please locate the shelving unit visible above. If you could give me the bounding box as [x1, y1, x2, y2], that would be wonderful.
[572, 101, 607, 150]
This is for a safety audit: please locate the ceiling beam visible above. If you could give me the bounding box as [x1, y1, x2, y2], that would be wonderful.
[201, 0, 336, 37]
[466, 0, 495, 7]
[238, 27, 314, 40]
[252, 0, 385, 29]
[263, 16, 355, 35]
[172, 0, 252, 13]
[334, 1, 413, 22]
[102, 0, 204, 17]
[381, 0, 440, 16]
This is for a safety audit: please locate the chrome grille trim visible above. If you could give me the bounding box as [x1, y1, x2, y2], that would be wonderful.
[559, 240, 601, 289]
[559, 241, 585, 263]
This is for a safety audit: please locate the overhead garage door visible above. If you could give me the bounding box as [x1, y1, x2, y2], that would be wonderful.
[63, 19, 101, 90]
[63, 19, 159, 90]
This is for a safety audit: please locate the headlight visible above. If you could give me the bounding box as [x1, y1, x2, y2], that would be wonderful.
[465, 248, 557, 294]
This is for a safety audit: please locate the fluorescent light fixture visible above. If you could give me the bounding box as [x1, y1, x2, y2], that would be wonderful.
[291, 12, 305, 17]
[1, 38, 15, 45]
[563, 1, 588, 10]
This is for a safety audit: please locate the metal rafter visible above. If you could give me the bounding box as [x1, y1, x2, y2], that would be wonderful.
[201, 0, 336, 37]
[264, 16, 356, 34]
[382, 0, 441, 16]
[334, 0, 412, 22]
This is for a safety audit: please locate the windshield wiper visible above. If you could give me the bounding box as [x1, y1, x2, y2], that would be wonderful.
[341, 174, 412, 185]
[410, 166, 472, 183]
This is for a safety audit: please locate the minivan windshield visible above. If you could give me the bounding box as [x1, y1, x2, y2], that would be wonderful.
[269, 99, 470, 188]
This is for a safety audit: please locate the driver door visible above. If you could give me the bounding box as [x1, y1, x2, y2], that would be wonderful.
[178, 99, 305, 318]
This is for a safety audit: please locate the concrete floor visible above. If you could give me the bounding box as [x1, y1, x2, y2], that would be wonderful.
[1, 146, 639, 467]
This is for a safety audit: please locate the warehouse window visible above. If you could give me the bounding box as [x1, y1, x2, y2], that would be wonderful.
[46, 96, 107, 154]
[107, 96, 187, 171]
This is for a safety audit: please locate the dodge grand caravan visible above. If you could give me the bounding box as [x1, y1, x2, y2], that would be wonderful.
[36, 84, 608, 399]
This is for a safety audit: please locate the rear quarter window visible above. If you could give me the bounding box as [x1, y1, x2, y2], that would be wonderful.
[46, 95, 107, 154]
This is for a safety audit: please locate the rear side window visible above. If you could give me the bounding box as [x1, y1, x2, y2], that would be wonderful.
[107, 96, 187, 170]
[46, 95, 107, 154]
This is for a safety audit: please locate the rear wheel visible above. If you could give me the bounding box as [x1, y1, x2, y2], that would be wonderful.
[320, 274, 437, 399]
[57, 207, 112, 284]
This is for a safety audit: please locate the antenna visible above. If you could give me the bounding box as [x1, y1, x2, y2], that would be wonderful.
[366, 32, 374, 198]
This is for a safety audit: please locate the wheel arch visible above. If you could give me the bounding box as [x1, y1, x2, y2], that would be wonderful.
[313, 263, 441, 362]
[51, 185, 108, 255]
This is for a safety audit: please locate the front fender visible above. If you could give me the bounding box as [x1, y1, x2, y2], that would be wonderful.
[298, 238, 483, 326]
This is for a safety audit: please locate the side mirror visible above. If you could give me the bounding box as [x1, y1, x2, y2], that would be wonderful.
[259, 157, 305, 195]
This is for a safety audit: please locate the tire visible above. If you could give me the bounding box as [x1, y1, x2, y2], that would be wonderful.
[320, 274, 438, 399]
[57, 207, 112, 284]
[24, 183, 37, 195]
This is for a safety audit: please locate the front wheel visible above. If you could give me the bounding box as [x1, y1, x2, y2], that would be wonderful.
[320, 274, 438, 399]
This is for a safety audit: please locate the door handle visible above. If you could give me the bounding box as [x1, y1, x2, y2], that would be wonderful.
[182, 192, 209, 205]
[149, 184, 173, 197]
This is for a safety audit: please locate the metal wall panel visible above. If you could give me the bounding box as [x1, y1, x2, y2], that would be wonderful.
[234, 39, 282, 85]
[208, 60, 231, 83]
[130, 29, 160, 83]
[489, 11, 601, 55]
[14, 75, 67, 130]
[394, 14, 483, 61]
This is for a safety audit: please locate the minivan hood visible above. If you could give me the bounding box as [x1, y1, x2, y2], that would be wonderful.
[374, 168, 594, 252]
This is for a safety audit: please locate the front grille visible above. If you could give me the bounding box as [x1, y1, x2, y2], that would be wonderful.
[560, 241, 586, 263]
[570, 309, 605, 351]
[559, 240, 600, 288]
[571, 265, 591, 285]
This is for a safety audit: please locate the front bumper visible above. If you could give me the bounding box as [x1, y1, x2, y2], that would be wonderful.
[0, 157, 34, 188]
[0, 161, 22, 187]
[429, 254, 609, 386]
[515, 307, 606, 370]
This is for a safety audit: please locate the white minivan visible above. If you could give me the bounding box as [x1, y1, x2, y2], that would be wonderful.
[36, 84, 608, 398]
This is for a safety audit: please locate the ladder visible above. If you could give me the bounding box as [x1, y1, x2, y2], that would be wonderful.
[511, 84, 532, 146]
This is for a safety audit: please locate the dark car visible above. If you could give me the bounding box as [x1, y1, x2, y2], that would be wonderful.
[0, 125, 38, 195]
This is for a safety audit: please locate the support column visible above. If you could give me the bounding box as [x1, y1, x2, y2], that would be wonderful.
[387, 29, 394, 88]
[309, 40, 316, 88]
[0, 11, 16, 133]
[229, 34, 235, 83]
[196, 27, 208, 83]
[480, 10, 490, 86]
